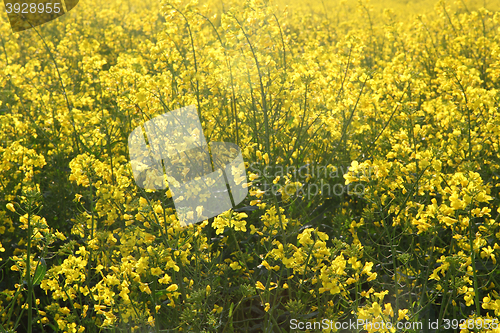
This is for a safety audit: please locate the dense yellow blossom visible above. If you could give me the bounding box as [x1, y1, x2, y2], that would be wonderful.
[1, 0, 500, 331]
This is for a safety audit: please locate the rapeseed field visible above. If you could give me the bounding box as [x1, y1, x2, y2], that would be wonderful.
[1, 0, 500, 331]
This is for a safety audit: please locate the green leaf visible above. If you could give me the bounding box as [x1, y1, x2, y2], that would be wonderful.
[155, 289, 168, 298]
[32, 258, 47, 286]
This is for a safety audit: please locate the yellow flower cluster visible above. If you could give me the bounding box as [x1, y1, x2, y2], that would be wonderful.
[1, 0, 500, 331]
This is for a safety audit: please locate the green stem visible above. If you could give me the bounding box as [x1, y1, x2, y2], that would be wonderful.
[26, 199, 32, 333]
[468, 213, 481, 315]
[233, 16, 271, 155]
